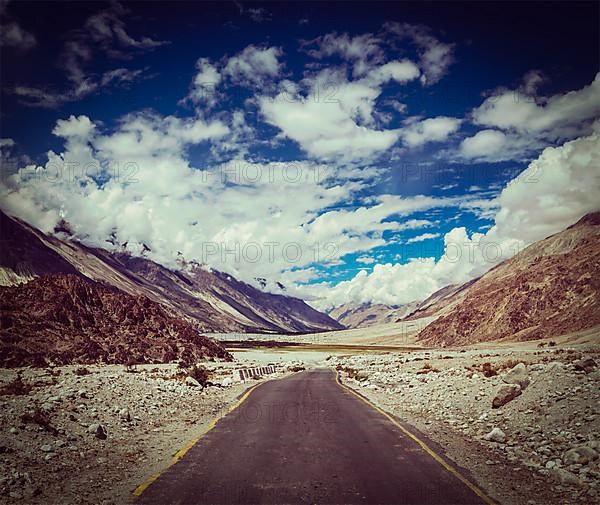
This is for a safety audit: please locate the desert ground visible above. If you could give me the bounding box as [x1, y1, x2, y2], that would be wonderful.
[1, 327, 599, 505]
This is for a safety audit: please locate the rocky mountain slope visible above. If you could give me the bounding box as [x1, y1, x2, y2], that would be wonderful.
[0, 274, 232, 367]
[329, 302, 418, 328]
[416, 212, 600, 346]
[0, 211, 342, 333]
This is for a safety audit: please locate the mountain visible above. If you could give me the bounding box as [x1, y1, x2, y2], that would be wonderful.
[416, 212, 600, 346]
[329, 302, 419, 328]
[0, 274, 232, 367]
[0, 211, 342, 333]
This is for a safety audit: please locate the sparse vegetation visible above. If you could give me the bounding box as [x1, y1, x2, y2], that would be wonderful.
[498, 359, 524, 371]
[336, 365, 359, 379]
[288, 365, 306, 372]
[466, 362, 498, 377]
[417, 362, 439, 374]
[0, 374, 33, 396]
[187, 364, 210, 386]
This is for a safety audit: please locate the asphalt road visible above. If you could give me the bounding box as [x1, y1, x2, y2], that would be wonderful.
[135, 368, 492, 505]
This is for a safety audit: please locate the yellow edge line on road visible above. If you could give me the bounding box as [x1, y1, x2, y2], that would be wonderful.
[333, 369, 497, 505]
[131, 381, 262, 500]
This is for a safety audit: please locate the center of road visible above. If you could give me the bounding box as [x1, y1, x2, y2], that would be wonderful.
[134, 368, 496, 505]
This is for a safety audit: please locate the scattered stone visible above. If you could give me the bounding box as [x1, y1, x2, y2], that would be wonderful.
[356, 370, 369, 382]
[119, 408, 131, 422]
[484, 427, 506, 443]
[185, 377, 202, 388]
[563, 446, 599, 465]
[502, 362, 530, 390]
[40, 444, 53, 452]
[553, 468, 581, 486]
[492, 384, 522, 408]
[88, 424, 107, 440]
[574, 358, 597, 374]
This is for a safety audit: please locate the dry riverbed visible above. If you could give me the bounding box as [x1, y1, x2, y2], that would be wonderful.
[333, 346, 600, 505]
[0, 361, 290, 504]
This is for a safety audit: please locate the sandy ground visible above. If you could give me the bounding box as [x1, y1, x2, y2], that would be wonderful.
[0, 360, 291, 505]
[332, 343, 600, 505]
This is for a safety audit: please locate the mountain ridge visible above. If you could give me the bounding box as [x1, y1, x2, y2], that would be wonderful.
[0, 211, 342, 334]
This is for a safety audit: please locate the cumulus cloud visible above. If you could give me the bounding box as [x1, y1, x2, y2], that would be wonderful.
[301, 32, 384, 77]
[401, 116, 461, 147]
[308, 126, 600, 309]
[0, 112, 474, 295]
[259, 60, 426, 160]
[383, 22, 455, 85]
[460, 72, 600, 161]
[185, 58, 222, 106]
[224, 45, 283, 86]
[459, 129, 506, 159]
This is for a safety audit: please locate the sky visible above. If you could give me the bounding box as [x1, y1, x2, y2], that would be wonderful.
[1, 0, 599, 310]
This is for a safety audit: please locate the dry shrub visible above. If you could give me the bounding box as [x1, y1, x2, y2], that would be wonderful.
[73, 367, 91, 376]
[187, 364, 210, 386]
[336, 365, 359, 379]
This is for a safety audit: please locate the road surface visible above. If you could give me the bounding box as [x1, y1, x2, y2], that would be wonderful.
[135, 368, 492, 505]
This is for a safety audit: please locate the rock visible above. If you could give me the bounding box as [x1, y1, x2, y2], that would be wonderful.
[574, 358, 597, 374]
[586, 440, 600, 452]
[119, 408, 131, 422]
[563, 446, 599, 465]
[484, 427, 506, 443]
[356, 370, 369, 382]
[185, 377, 202, 388]
[221, 377, 232, 387]
[88, 424, 107, 440]
[502, 362, 530, 390]
[553, 468, 581, 486]
[492, 384, 521, 408]
[40, 444, 53, 452]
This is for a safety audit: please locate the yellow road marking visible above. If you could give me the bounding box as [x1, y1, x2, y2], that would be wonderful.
[131, 381, 263, 500]
[333, 369, 497, 505]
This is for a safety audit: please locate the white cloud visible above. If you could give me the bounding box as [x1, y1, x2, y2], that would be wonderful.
[459, 129, 506, 159]
[384, 22, 455, 85]
[307, 126, 600, 309]
[0, 138, 16, 149]
[356, 256, 375, 264]
[260, 60, 423, 161]
[401, 116, 461, 147]
[406, 232, 441, 244]
[186, 58, 222, 105]
[0, 113, 459, 292]
[473, 73, 600, 136]
[301, 32, 384, 77]
[224, 45, 283, 86]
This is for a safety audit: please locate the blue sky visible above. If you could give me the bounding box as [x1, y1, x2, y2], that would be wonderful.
[1, 1, 599, 308]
